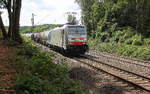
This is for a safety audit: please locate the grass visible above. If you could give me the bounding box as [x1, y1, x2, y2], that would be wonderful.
[13, 37, 85, 94]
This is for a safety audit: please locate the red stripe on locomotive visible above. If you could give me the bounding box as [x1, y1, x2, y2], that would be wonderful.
[69, 42, 86, 45]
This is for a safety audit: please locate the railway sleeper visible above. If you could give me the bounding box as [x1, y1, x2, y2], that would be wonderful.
[136, 81, 150, 84]
[124, 76, 138, 79]
[119, 74, 135, 78]
[139, 85, 150, 90]
[123, 86, 135, 90]
[138, 83, 150, 87]
[128, 78, 144, 82]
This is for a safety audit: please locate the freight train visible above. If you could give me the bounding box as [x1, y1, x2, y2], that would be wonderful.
[31, 25, 89, 54]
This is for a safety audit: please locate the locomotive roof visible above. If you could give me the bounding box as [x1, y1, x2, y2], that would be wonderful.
[63, 24, 85, 27]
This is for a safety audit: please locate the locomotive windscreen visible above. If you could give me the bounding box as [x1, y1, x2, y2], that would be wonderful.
[67, 26, 86, 35]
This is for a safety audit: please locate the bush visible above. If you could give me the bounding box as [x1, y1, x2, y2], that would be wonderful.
[95, 26, 145, 46]
[110, 27, 136, 43]
[143, 38, 150, 45]
[132, 40, 142, 46]
[96, 42, 118, 53]
[117, 45, 150, 60]
[125, 38, 133, 44]
[16, 37, 39, 58]
[116, 44, 137, 57]
[131, 34, 143, 46]
[88, 39, 150, 60]
[14, 37, 84, 94]
[88, 38, 100, 49]
[99, 32, 110, 42]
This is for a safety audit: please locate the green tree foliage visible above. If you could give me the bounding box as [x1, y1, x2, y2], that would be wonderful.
[75, 0, 94, 35]
[76, 0, 150, 38]
[67, 15, 78, 25]
[0, 1, 8, 39]
[14, 38, 85, 94]
[0, 12, 8, 39]
[0, 0, 4, 8]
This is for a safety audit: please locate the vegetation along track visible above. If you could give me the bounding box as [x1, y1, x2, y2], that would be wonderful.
[73, 54, 150, 92]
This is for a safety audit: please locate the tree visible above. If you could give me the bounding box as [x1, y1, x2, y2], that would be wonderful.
[1, 0, 22, 43]
[135, 0, 150, 36]
[0, 0, 3, 8]
[67, 14, 78, 25]
[0, 1, 8, 39]
[0, 12, 8, 39]
[75, 0, 94, 35]
[76, 0, 150, 37]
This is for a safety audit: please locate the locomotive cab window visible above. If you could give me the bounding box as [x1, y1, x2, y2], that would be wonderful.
[67, 26, 86, 35]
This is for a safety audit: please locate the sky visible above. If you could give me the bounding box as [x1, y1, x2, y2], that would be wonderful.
[1, 0, 81, 26]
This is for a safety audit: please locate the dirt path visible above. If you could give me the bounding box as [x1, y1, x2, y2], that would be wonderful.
[0, 40, 16, 93]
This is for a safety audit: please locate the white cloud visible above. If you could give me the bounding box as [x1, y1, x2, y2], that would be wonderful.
[1, 0, 81, 26]
[43, 0, 79, 10]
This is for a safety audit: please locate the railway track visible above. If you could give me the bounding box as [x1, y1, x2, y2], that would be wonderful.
[89, 50, 150, 68]
[87, 50, 150, 78]
[35, 42, 150, 93]
[72, 55, 150, 92]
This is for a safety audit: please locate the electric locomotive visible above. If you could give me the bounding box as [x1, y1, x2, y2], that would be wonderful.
[32, 24, 89, 54]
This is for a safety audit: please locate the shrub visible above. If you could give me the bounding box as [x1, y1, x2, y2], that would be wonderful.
[17, 37, 39, 58]
[131, 34, 143, 46]
[143, 38, 150, 45]
[88, 38, 99, 49]
[14, 37, 84, 94]
[96, 42, 118, 53]
[125, 38, 133, 44]
[132, 47, 150, 60]
[109, 27, 136, 43]
[88, 39, 150, 60]
[99, 32, 110, 42]
[116, 45, 137, 57]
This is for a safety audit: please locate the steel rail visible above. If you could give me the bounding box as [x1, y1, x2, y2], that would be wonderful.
[88, 51, 150, 68]
[73, 55, 150, 92]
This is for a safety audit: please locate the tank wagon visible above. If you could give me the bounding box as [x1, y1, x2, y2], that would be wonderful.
[32, 25, 89, 54]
